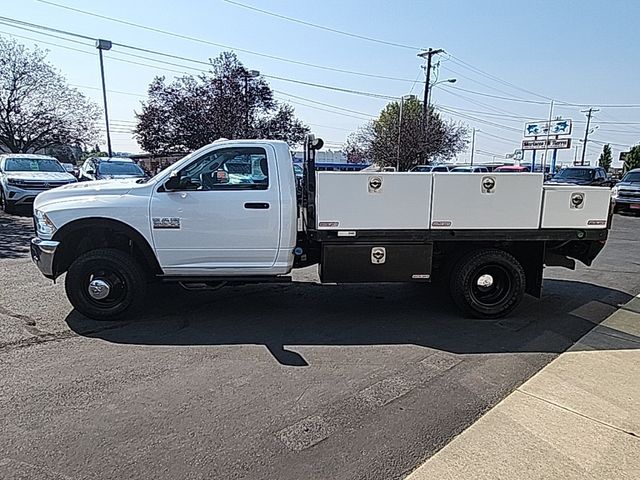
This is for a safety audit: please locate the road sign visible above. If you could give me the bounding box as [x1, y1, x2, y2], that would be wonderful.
[513, 149, 524, 160]
[524, 119, 572, 137]
[522, 138, 571, 150]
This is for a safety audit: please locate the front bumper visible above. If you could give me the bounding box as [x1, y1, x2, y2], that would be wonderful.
[3, 185, 47, 206]
[30, 237, 60, 278]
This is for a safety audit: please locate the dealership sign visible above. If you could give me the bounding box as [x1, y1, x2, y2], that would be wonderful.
[522, 138, 571, 150]
[524, 119, 572, 137]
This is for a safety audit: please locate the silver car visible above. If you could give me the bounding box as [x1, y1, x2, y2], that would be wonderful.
[0, 154, 77, 214]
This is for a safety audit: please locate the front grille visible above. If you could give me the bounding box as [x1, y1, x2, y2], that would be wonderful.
[17, 181, 69, 190]
[618, 190, 640, 200]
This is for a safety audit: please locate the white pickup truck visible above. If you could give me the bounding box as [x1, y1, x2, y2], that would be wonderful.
[31, 136, 612, 320]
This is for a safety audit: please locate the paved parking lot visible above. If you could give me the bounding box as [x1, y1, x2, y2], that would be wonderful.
[1, 210, 639, 480]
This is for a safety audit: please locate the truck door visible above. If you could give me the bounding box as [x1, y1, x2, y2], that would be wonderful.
[150, 145, 281, 275]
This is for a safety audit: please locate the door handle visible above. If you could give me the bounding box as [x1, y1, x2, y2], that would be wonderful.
[244, 202, 270, 209]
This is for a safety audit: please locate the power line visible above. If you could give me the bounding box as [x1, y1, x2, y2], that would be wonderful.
[448, 55, 554, 101]
[275, 96, 375, 121]
[31, 1, 419, 83]
[434, 84, 532, 118]
[477, 131, 520, 144]
[219, 0, 420, 51]
[436, 106, 522, 132]
[445, 85, 550, 105]
[438, 63, 534, 102]
[0, 28, 379, 126]
[0, 19, 400, 101]
[273, 90, 377, 117]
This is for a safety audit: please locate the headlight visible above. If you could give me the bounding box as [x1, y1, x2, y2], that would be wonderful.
[34, 210, 56, 237]
[6, 178, 25, 187]
[611, 186, 619, 197]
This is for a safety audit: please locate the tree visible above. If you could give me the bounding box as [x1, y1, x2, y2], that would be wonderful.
[135, 52, 309, 154]
[345, 97, 468, 170]
[0, 36, 100, 153]
[598, 144, 612, 172]
[624, 145, 640, 172]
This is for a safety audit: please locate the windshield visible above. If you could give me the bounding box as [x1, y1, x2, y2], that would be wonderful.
[97, 162, 144, 176]
[555, 168, 594, 179]
[621, 172, 640, 183]
[4, 158, 65, 173]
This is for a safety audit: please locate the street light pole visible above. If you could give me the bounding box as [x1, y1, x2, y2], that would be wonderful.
[470, 127, 477, 166]
[244, 70, 260, 137]
[96, 39, 113, 157]
[428, 78, 456, 108]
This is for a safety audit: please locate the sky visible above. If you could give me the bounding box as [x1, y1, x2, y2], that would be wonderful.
[1, 0, 638, 166]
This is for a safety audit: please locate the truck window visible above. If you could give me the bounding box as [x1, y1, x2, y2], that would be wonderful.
[176, 147, 269, 191]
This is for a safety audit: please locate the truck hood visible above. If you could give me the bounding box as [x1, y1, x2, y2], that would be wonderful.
[546, 178, 594, 185]
[3, 171, 76, 182]
[34, 178, 147, 207]
[617, 181, 640, 190]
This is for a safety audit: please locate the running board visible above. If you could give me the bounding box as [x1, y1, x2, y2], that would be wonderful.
[159, 275, 293, 285]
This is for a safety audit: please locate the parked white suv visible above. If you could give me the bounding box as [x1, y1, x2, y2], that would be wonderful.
[0, 154, 77, 213]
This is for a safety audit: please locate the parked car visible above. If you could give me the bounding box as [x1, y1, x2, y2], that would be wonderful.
[0, 154, 77, 214]
[545, 166, 612, 187]
[450, 166, 489, 173]
[79, 157, 146, 181]
[612, 168, 640, 214]
[494, 165, 530, 173]
[410, 165, 451, 172]
[60, 162, 79, 177]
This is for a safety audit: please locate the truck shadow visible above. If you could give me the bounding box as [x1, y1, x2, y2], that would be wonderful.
[65, 278, 638, 366]
[0, 210, 33, 259]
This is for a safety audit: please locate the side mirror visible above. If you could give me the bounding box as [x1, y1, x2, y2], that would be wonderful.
[164, 170, 181, 191]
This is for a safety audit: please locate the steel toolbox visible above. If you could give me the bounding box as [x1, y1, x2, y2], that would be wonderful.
[541, 185, 611, 228]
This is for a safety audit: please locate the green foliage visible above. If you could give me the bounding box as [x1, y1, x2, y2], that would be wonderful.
[345, 97, 468, 170]
[0, 36, 100, 153]
[624, 145, 640, 172]
[81, 145, 107, 161]
[598, 144, 612, 172]
[135, 52, 309, 154]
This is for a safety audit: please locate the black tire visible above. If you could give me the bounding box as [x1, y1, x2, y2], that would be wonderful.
[449, 249, 525, 319]
[65, 248, 147, 320]
[0, 188, 15, 214]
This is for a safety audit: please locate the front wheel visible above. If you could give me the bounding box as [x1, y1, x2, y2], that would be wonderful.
[0, 188, 15, 214]
[450, 249, 526, 319]
[65, 248, 147, 320]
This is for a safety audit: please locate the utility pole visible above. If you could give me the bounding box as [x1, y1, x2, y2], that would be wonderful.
[470, 127, 476, 166]
[96, 39, 113, 157]
[580, 107, 599, 165]
[243, 70, 260, 137]
[417, 49, 444, 148]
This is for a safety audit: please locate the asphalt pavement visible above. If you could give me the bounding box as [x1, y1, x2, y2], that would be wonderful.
[0, 210, 638, 480]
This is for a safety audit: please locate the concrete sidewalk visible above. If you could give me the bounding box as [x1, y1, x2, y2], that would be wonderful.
[406, 296, 640, 480]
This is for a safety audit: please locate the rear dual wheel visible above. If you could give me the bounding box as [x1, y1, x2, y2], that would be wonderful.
[449, 249, 526, 319]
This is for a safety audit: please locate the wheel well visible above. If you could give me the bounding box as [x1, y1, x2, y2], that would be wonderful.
[52, 218, 162, 277]
[433, 241, 544, 298]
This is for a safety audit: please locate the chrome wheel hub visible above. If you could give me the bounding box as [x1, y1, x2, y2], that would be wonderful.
[88, 279, 111, 300]
[476, 274, 494, 288]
